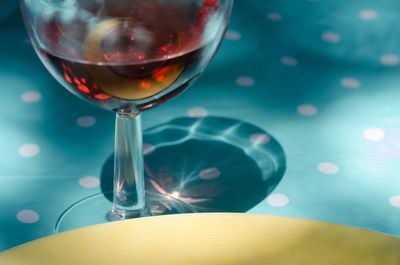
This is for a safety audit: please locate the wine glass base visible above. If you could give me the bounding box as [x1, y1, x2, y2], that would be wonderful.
[107, 207, 149, 222]
[55, 192, 150, 233]
[55, 192, 184, 233]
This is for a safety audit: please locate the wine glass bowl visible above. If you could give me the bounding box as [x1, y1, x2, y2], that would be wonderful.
[21, 0, 233, 231]
[21, 0, 231, 112]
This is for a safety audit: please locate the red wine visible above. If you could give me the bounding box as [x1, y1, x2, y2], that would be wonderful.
[34, 0, 225, 111]
[42, 44, 205, 103]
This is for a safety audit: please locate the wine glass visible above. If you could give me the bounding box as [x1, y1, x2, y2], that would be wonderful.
[20, 0, 233, 231]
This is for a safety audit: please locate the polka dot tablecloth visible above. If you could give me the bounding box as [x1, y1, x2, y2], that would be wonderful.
[1, 0, 400, 251]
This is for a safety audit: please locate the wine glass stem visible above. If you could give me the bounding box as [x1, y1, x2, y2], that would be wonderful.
[110, 111, 146, 220]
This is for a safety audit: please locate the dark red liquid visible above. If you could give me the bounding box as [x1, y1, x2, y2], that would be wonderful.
[41, 45, 206, 109]
[34, 0, 224, 111]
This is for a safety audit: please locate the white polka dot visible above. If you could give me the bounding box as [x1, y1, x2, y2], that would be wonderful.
[200, 168, 221, 180]
[17, 210, 40, 224]
[364, 128, 385, 142]
[281, 56, 298, 66]
[21, 91, 42, 103]
[267, 193, 290, 207]
[225, 30, 241, 41]
[389, 195, 400, 208]
[266, 12, 282, 21]
[318, 162, 339, 175]
[340, 77, 361, 89]
[297, 104, 318, 116]
[359, 9, 378, 21]
[236, 76, 255, 87]
[77, 116, 96, 128]
[19, 144, 40, 158]
[321, 31, 341, 43]
[380, 54, 399, 66]
[143, 143, 156, 156]
[250, 133, 271, 145]
[79, 176, 100, 188]
[187, 107, 208, 118]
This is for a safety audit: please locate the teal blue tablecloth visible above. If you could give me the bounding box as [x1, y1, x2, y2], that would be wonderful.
[1, 0, 400, 250]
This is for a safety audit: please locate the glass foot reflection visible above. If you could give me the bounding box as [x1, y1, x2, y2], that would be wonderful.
[55, 193, 150, 233]
[56, 117, 286, 232]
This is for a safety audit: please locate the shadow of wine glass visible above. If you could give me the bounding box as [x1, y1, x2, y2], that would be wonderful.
[101, 116, 286, 215]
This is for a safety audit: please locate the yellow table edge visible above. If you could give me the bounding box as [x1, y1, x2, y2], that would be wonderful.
[1, 213, 399, 264]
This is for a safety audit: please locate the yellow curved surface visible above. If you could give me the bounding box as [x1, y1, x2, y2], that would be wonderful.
[1, 214, 399, 264]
